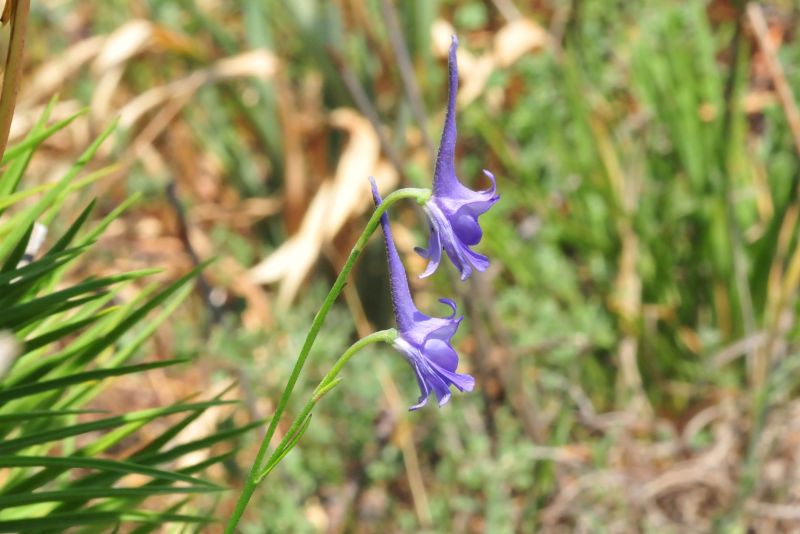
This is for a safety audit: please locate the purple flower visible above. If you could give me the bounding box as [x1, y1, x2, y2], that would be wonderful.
[371, 178, 475, 410]
[416, 35, 499, 281]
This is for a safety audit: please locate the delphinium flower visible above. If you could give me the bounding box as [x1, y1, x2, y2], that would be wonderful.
[371, 178, 474, 410]
[416, 35, 500, 280]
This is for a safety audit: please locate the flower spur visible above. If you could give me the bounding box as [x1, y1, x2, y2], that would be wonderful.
[417, 35, 500, 281]
[371, 178, 474, 410]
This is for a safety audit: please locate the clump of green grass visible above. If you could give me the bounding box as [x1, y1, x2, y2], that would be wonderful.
[18, 0, 800, 531]
[0, 75, 247, 534]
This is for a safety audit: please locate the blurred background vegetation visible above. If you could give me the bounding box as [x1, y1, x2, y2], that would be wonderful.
[9, 0, 800, 531]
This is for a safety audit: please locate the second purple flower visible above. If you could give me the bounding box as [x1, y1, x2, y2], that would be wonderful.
[416, 35, 500, 281]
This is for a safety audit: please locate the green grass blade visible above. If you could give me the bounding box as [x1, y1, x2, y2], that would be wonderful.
[0, 486, 220, 509]
[0, 455, 220, 489]
[22, 316, 102, 353]
[45, 199, 96, 257]
[1, 109, 88, 165]
[0, 400, 237, 454]
[1, 223, 33, 272]
[0, 409, 105, 425]
[0, 359, 187, 404]
[0, 510, 212, 531]
[0, 269, 158, 329]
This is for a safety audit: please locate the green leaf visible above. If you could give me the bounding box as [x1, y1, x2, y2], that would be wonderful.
[0, 409, 105, 424]
[67, 263, 208, 367]
[0, 486, 220, 509]
[1, 292, 108, 332]
[0, 246, 86, 295]
[60, 453, 236, 527]
[1, 223, 33, 272]
[0, 400, 237, 455]
[76, 193, 140, 247]
[136, 419, 261, 466]
[0, 269, 158, 330]
[0, 119, 116, 264]
[124, 498, 193, 534]
[134, 383, 237, 457]
[1, 109, 88, 165]
[57, 282, 195, 411]
[0, 169, 112, 213]
[0, 359, 187, 404]
[0, 510, 212, 531]
[45, 200, 96, 257]
[0, 97, 58, 199]
[259, 413, 312, 481]
[0, 455, 220, 489]
[22, 316, 102, 353]
[54, 420, 259, 502]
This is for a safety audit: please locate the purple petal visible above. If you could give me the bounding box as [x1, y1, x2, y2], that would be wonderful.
[416, 313, 462, 343]
[394, 327, 472, 409]
[430, 362, 475, 392]
[463, 247, 490, 273]
[409, 397, 429, 411]
[416, 225, 442, 279]
[437, 189, 499, 216]
[408, 360, 431, 411]
[426, 370, 452, 407]
[452, 211, 483, 246]
[440, 238, 472, 280]
[402, 317, 456, 349]
[481, 170, 497, 195]
[421, 194, 496, 280]
[424, 338, 459, 372]
[370, 177, 418, 332]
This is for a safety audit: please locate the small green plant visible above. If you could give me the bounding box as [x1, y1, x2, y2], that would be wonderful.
[0, 101, 251, 531]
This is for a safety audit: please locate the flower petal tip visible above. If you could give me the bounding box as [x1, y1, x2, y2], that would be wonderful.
[481, 169, 499, 196]
[418, 257, 440, 279]
[409, 397, 428, 411]
[438, 297, 458, 317]
[461, 374, 476, 392]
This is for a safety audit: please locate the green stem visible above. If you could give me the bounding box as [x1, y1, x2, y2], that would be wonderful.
[224, 187, 428, 533]
[256, 329, 397, 482]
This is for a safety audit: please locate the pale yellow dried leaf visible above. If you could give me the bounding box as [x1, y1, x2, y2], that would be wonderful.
[21, 35, 105, 106]
[91, 19, 154, 74]
[458, 54, 496, 107]
[250, 109, 398, 305]
[494, 18, 550, 67]
[325, 108, 381, 239]
[249, 181, 332, 298]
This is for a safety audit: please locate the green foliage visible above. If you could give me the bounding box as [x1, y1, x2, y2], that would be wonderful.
[0, 105, 242, 530]
[200, 0, 796, 530]
[24, 0, 800, 531]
